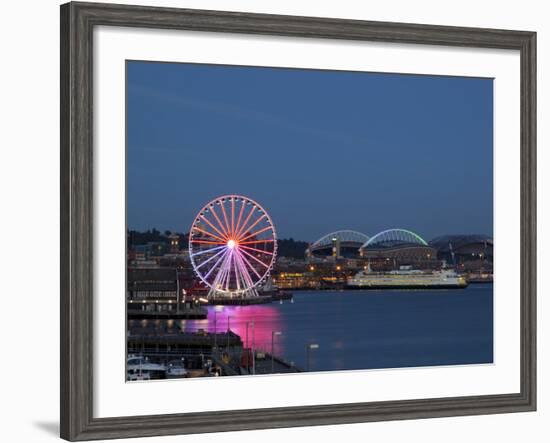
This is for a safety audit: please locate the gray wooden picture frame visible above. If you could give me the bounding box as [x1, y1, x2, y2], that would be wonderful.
[60, 1, 536, 441]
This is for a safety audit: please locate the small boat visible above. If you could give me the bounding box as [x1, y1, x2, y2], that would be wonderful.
[127, 369, 151, 381]
[127, 354, 166, 380]
[166, 359, 188, 378]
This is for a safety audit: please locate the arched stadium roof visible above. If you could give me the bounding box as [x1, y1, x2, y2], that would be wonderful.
[311, 230, 370, 251]
[361, 228, 428, 249]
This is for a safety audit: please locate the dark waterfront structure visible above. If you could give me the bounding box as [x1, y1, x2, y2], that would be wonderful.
[127, 324, 300, 378]
[359, 244, 438, 271]
[430, 234, 493, 265]
[127, 267, 178, 302]
[127, 267, 207, 318]
[430, 234, 493, 282]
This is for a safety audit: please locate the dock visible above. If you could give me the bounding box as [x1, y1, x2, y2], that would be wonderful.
[128, 331, 243, 352]
[208, 291, 293, 305]
[127, 306, 207, 319]
[208, 295, 272, 305]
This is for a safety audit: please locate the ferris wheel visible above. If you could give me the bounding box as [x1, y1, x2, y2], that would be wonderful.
[189, 195, 277, 298]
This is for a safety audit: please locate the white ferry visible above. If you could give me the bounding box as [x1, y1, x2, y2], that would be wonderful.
[346, 265, 468, 290]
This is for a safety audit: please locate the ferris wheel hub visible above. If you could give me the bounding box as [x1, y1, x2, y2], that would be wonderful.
[227, 239, 236, 249]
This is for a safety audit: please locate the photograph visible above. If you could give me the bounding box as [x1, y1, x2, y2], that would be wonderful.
[125, 60, 494, 381]
[0, 0, 543, 440]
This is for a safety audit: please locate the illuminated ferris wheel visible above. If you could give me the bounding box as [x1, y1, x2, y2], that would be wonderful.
[189, 195, 277, 298]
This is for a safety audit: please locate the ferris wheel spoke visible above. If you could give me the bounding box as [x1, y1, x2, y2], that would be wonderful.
[236, 252, 257, 290]
[209, 265, 225, 292]
[230, 198, 235, 237]
[239, 245, 274, 256]
[221, 251, 235, 292]
[209, 255, 225, 288]
[194, 247, 227, 270]
[234, 199, 246, 239]
[222, 251, 234, 291]
[199, 214, 228, 241]
[238, 213, 267, 241]
[203, 248, 230, 281]
[192, 225, 226, 243]
[235, 204, 256, 238]
[220, 202, 231, 238]
[190, 244, 226, 257]
[209, 204, 230, 238]
[239, 225, 273, 243]
[213, 248, 231, 285]
[236, 251, 263, 284]
[239, 239, 275, 245]
[204, 254, 227, 284]
[239, 247, 271, 270]
[235, 249, 261, 283]
[231, 253, 245, 290]
[237, 248, 267, 277]
[233, 251, 241, 291]
[228, 252, 238, 292]
[231, 250, 248, 293]
[190, 239, 225, 245]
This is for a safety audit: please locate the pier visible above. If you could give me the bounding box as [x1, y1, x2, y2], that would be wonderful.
[128, 331, 243, 351]
[208, 291, 293, 306]
[127, 305, 207, 319]
[127, 329, 301, 378]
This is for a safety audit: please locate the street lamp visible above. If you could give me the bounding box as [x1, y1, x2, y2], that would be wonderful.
[271, 331, 282, 374]
[226, 315, 233, 350]
[213, 309, 217, 349]
[212, 305, 223, 351]
[251, 321, 256, 375]
[306, 343, 319, 372]
[245, 320, 254, 374]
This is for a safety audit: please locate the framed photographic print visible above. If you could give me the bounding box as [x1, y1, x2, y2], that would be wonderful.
[60, 1, 536, 441]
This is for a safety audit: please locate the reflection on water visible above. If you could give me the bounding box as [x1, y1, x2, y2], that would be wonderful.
[128, 305, 285, 355]
[129, 284, 493, 372]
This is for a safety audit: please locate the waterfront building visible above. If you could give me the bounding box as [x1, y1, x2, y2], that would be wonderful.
[168, 233, 180, 253]
[360, 244, 439, 271]
[429, 235, 493, 281]
[430, 234, 493, 265]
[127, 267, 181, 311]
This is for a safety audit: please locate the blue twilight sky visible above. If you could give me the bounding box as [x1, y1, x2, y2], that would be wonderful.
[127, 61, 493, 242]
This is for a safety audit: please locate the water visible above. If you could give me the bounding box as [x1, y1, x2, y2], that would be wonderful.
[131, 284, 493, 373]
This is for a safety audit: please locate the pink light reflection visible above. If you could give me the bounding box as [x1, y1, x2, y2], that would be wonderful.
[205, 305, 285, 355]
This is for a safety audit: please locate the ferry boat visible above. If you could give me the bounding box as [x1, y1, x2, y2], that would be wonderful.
[346, 265, 468, 290]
